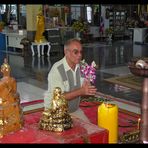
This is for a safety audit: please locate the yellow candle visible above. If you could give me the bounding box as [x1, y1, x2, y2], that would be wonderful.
[98, 102, 118, 143]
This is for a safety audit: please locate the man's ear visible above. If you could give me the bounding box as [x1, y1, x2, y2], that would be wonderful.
[64, 48, 66, 54]
[64, 48, 67, 55]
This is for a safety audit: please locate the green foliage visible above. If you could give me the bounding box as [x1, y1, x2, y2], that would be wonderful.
[72, 20, 87, 33]
[81, 96, 111, 103]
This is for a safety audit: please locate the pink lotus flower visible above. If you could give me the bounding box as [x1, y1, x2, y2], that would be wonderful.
[80, 59, 96, 84]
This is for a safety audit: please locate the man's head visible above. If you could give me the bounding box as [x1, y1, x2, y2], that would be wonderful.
[64, 38, 83, 69]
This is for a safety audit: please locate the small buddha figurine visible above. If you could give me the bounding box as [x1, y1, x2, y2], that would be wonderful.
[39, 87, 73, 132]
[34, 8, 47, 43]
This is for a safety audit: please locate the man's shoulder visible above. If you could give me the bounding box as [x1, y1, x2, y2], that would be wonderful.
[52, 58, 64, 69]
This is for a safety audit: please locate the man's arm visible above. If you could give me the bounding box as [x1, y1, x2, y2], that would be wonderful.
[45, 66, 97, 104]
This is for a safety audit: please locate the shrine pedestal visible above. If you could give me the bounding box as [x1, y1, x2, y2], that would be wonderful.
[0, 112, 109, 143]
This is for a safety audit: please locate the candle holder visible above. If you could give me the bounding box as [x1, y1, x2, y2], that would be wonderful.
[128, 58, 148, 143]
[119, 130, 140, 143]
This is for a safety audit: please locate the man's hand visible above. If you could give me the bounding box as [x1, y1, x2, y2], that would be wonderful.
[63, 79, 97, 101]
[81, 79, 97, 96]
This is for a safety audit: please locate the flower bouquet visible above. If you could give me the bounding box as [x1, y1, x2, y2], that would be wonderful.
[80, 59, 97, 84]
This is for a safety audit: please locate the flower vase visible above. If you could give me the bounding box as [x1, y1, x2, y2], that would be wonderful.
[75, 32, 81, 40]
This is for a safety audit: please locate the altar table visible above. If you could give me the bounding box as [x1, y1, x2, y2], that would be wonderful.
[31, 42, 51, 57]
[0, 111, 108, 144]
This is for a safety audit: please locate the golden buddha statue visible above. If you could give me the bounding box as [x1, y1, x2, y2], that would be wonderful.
[34, 8, 47, 43]
[0, 58, 23, 138]
[39, 87, 73, 132]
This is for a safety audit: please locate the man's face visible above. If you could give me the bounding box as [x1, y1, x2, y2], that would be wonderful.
[65, 42, 83, 65]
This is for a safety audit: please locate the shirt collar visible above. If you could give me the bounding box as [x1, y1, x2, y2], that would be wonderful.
[63, 56, 79, 72]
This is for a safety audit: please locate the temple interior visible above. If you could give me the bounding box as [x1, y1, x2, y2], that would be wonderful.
[0, 4, 148, 143]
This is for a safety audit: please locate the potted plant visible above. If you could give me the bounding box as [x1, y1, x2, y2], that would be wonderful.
[72, 20, 87, 40]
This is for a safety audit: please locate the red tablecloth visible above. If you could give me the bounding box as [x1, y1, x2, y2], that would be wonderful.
[0, 111, 108, 144]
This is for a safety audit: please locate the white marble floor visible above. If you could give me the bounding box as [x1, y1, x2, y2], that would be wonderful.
[17, 82, 45, 112]
[17, 82, 45, 103]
